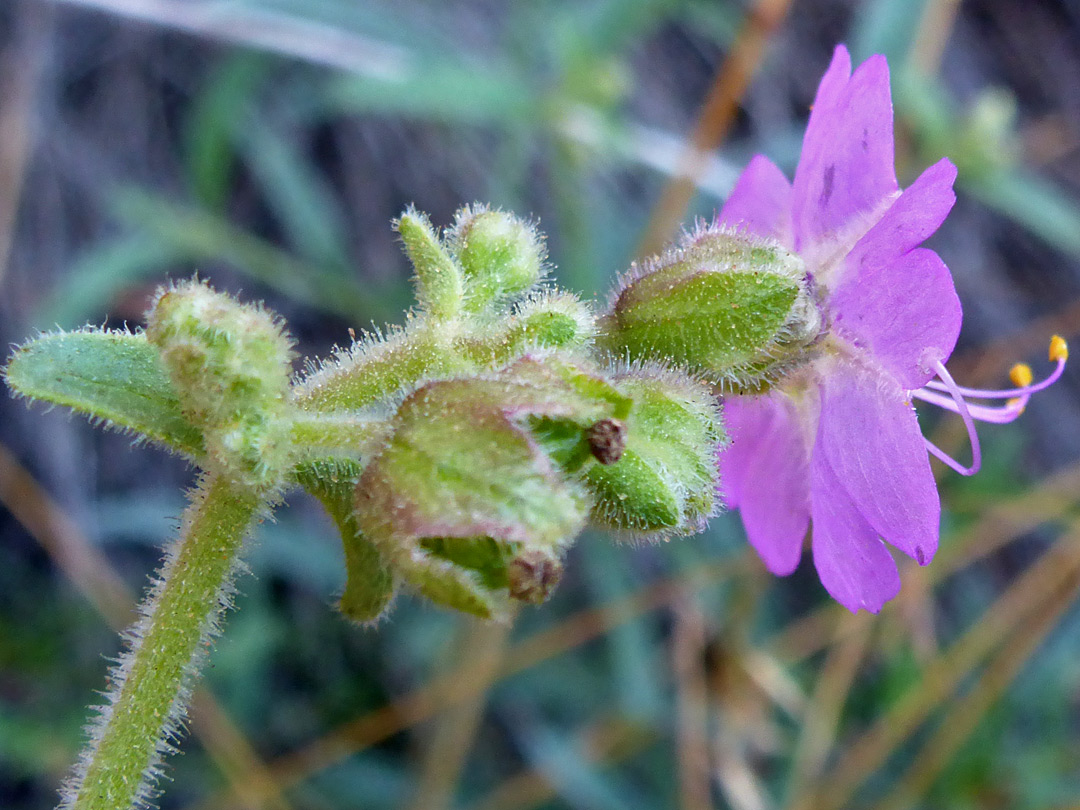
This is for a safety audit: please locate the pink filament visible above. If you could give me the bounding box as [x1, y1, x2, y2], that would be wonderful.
[919, 360, 982, 476]
[922, 356, 1065, 400]
[911, 387, 1027, 425]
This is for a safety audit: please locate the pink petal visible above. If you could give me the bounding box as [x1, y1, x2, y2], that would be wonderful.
[830, 247, 961, 389]
[846, 159, 958, 269]
[816, 367, 940, 565]
[716, 155, 793, 247]
[811, 451, 900, 613]
[792, 47, 899, 253]
[720, 394, 810, 575]
[717, 396, 771, 508]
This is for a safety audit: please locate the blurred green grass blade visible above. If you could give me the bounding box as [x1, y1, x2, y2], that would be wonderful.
[112, 189, 372, 320]
[4, 330, 203, 456]
[851, 0, 930, 63]
[237, 119, 352, 270]
[324, 61, 534, 124]
[678, 0, 740, 46]
[965, 168, 1080, 258]
[546, 0, 677, 58]
[581, 541, 665, 723]
[35, 235, 184, 329]
[186, 52, 271, 211]
[517, 720, 640, 810]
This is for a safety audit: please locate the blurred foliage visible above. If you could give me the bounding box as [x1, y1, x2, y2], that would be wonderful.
[2, 1, 1080, 809]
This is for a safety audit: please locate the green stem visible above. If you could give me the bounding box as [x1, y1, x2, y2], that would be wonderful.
[65, 474, 262, 810]
[289, 411, 384, 456]
[292, 327, 465, 413]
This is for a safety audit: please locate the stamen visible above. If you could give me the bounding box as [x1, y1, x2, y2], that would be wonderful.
[924, 360, 981, 476]
[922, 335, 1067, 400]
[912, 387, 1026, 424]
[914, 336, 1068, 477]
[1051, 334, 1069, 363]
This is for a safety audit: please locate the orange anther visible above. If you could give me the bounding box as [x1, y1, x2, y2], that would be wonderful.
[1007, 397, 1026, 415]
[1050, 335, 1069, 363]
[1009, 363, 1033, 388]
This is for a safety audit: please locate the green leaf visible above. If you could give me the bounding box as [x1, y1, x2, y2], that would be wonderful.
[3, 330, 203, 456]
[967, 168, 1080, 259]
[324, 61, 534, 125]
[185, 52, 270, 210]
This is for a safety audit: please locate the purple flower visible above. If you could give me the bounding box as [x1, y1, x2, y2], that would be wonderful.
[717, 46, 1066, 612]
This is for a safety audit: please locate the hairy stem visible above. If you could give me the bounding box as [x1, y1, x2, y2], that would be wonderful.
[64, 474, 261, 810]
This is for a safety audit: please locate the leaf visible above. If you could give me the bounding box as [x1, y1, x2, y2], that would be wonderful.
[4, 330, 203, 456]
[111, 189, 375, 322]
[324, 60, 534, 125]
[967, 168, 1080, 259]
[185, 52, 271, 211]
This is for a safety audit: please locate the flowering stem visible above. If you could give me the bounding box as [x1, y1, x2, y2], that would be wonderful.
[65, 474, 261, 810]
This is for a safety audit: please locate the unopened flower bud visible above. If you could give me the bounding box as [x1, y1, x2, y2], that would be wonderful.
[503, 291, 596, 355]
[584, 365, 724, 540]
[146, 279, 294, 489]
[395, 207, 465, 321]
[599, 224, 823, 392]
[449, 205, 546, 312]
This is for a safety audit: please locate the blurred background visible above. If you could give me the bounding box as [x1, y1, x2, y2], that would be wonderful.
[2, 0, 1080, 808]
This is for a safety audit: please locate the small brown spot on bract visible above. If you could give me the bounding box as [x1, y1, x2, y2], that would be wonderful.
[507, 551, 563, 605]
[915, 547, 925, 565]
[587, 418, 626, 465]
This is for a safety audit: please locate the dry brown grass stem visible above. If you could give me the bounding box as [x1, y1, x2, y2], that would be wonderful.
[807, 522, 1080, 810]
[673, 596, 715, 810]
[909, 0, 962, 77]
[0, 2, 49, 285]
[408, 616, 514, 810]
[783, 615, 873, 808]
[635, 0, 793, 258]
[0, 442, 291, 810]
[462, 717, 656, 810]
[870, 567, 1080, 810]
[196, 559, 741, 810]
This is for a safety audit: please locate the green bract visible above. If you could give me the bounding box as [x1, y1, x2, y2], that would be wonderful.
[598, 224, 822, 393]
[353, 356, 631, 620]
